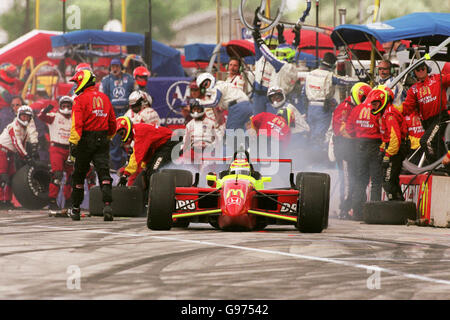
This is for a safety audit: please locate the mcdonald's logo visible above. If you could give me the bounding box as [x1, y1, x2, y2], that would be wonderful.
[226, 189, 244, 199]
[92, 96, 104, 110]
[359, 106, 371, 120]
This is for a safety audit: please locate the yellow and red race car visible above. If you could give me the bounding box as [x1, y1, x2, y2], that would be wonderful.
[146, 151, 330, 233]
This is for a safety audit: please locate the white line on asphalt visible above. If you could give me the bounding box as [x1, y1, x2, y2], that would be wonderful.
[33, 225, 450, 286]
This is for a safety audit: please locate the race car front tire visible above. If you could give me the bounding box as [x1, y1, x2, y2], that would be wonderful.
[363, 201, 417, 225]
[147, 171, 176, 230]
[296, 172, 330, 233]
[161, 169, 193, 228]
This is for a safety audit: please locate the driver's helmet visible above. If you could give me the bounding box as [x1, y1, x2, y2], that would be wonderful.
[229, 159, 251, 176]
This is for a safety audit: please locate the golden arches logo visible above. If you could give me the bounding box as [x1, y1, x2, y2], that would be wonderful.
[359, 106, 371, 120]
[92, 96, 104, 110]
[226, 189, 244, 199]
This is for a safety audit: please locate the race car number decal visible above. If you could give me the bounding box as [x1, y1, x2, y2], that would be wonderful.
[176, 200, 196, 210]
[280, 203, 297, 213]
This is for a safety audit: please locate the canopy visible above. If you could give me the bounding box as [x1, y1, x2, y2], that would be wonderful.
[184, 43, 255, 65]
[331, 12, 450, 47]
[51, 30, 184, 77]
[0, 30, 61, 66]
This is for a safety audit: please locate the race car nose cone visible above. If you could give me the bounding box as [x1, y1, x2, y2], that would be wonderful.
[224, 196, 245, 216]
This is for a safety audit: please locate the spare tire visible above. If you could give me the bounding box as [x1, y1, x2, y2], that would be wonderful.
[12, 163, 50, 210]
[89, 185, 143, 217]
[363, 201, 417, 225]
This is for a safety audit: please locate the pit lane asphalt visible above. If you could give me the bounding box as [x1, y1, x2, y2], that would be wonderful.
[0, 209, 449, 300]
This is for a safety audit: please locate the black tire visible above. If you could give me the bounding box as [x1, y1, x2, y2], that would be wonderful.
[147, 171, 176, 230]
[161, 169, 193, 186]
[295, 172, 330, 233]
[363, 201, 417, 225]
[162, 169, 193, 228]
[12, 163, 50, 210]
[132, 170, 148, 217]
[89, 186, 143, 217]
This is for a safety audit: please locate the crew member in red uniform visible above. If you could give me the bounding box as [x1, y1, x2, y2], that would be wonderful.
[402, 62, 450, 163]
[115, 116, 179, 192]
[346, 89, 383, 221]
[37, 96, 74, 211]
[371, 86, 408, 201]
[332, 82, 372, 219]
[69, 69, 116, 221]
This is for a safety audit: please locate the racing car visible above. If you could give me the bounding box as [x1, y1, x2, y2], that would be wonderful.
[146, 150, 330, 233]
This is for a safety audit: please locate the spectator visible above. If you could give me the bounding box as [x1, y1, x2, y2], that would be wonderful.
[401, 62, 450, 163]
[331, 82, 372, 219]
[0, 106, 38, 209]
[196, 72, 252, 130]
[375, 60, 405, 106]
[370, 86, 408, 201]
[37, 96, 73, 210]
[100, 58, 135, 170]
[346, 89, 383, 221]
[69, 69, 116, 221]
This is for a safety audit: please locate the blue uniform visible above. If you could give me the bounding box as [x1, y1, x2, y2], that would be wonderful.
[100, 72, 135, 170]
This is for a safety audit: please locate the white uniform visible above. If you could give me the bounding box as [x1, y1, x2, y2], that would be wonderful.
[200, 81, 249, 110]
[37, 111, 71, 145]
[124, 107, 160, 125]
[304, 69, 335, 103]
[0, 118, 38, 158]
[182, 117, 225, 155]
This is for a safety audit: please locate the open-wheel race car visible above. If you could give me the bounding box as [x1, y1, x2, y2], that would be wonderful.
[146, 150, 330, 233]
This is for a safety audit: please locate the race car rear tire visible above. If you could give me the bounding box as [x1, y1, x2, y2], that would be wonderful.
[147, 171, 176, 230]
[295, 172, 330, 233]
[12, 163, 50, 210]
[89, 186, 143, 217]
[363, 201, 417, 225]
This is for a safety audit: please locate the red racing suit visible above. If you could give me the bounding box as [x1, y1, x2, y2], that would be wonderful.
[122, 123, 173, 178]
[38, 108, 73, 201]
[250, 112, 291, 145]
[346, 102, 381, 140]
[402, 74, 450, 122]
[69, 86, 116, 145]
[332, 96, 355, 138]
[404, 111, 425, 150]
[380, 105, 408, 158]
